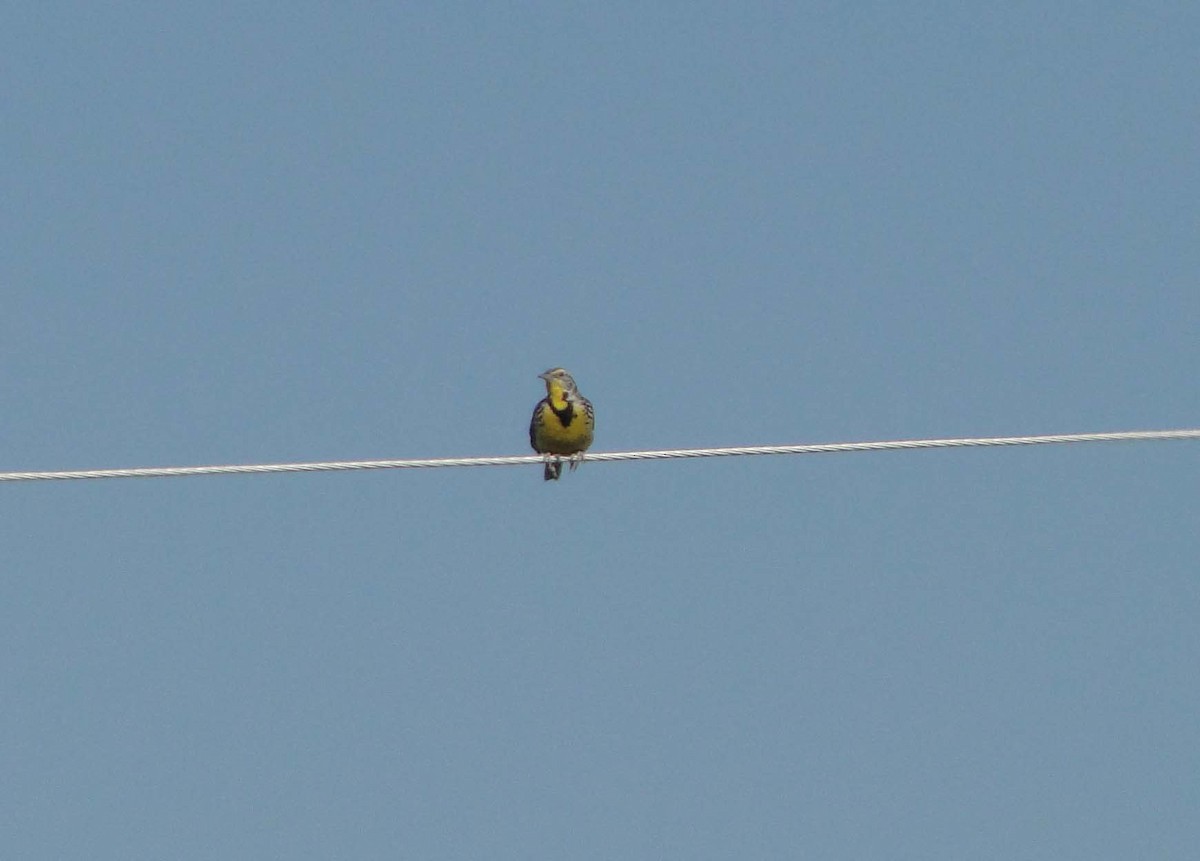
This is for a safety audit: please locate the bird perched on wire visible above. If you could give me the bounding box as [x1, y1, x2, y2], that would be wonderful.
[529, 367, 595, 481]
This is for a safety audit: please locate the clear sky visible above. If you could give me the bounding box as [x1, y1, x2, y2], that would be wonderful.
[3, 4, 1198, 858]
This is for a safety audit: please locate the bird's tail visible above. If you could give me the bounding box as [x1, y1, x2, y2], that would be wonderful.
[543, 459, 562, 481]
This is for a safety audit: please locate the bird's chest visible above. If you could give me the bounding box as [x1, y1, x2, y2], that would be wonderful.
[539, 400, 589, 445]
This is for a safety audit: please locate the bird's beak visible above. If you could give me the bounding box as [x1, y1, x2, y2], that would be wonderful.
[537, 372, 550, 381]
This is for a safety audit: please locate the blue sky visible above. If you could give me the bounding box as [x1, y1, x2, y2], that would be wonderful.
[3, 4, 1198, 858]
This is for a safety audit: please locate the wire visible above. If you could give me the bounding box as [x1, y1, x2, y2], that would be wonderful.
[0, 428, 1196, 484]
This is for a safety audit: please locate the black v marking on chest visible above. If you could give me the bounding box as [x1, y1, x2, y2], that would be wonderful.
[549, 400, 575, 427]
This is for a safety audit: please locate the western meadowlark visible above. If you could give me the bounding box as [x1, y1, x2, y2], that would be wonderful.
[529, 368, 595, 481]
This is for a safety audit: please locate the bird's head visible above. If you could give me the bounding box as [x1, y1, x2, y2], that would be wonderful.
[538, 368, 578, 395]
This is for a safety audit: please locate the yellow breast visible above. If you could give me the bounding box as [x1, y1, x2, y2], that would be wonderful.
[532, 392, 594, 455]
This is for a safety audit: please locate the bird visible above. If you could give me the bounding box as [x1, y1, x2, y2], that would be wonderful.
[529, 367, 595, 481]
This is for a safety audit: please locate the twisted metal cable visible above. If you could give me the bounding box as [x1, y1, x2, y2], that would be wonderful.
[0, 428, 1196, 483]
